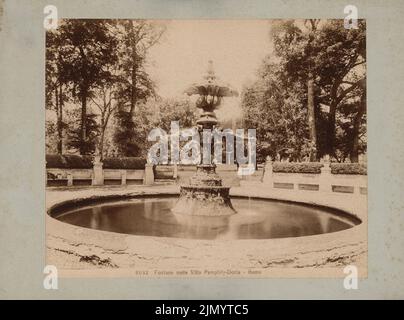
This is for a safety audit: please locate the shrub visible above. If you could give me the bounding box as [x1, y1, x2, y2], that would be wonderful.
[46, 154, 93, 169]
[270, 162, 367, 175]
[330, 163, 367, 175]
[103, 157, 146, 170]
[272, 162, 323, 174]
[46, 154, 65, 168]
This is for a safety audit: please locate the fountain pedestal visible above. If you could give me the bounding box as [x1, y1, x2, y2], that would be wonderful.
[172, 165, 236, 216]
[172, 61, 238, 217]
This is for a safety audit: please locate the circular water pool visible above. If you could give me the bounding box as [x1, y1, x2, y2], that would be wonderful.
[51, 196, 360, 240]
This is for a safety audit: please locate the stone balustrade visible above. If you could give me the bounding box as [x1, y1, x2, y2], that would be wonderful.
[258, 160, 367, 196]
[47, 165, 148, 187]
[47, 159, 367, 196]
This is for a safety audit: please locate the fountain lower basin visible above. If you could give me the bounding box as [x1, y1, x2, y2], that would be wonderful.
[50, 195, 361, 240]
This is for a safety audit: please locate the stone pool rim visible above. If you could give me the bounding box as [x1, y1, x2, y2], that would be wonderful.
[45, 185, 367, 274]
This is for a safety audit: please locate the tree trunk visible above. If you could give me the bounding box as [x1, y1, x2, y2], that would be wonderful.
[99, 128, 105, 160]
[327, 79, 342, 158]
[57, 83, 63, 154]
[80, 90, 87, 155]
[350, 94, 365, 162]
[54, 86, 60, 154]
[99, 111, 107, 160]
[305, 19, 320, 161]
[327, 79, 362, 158]
[327, 101, 337, 157]
[307, 72, 317, 160]
[130, 65, 137, 116]
[129, 22, 137, 116]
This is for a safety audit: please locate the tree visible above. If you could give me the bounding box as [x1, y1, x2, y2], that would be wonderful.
[350, 86, 366, 162]
[90, 70, 121, 159]
[314, 20, 366, 158]
[305, 19, 321, 160]
[67, 111, 100, 155]
[151, 98, 197, 132]
[271, 19, 321, 160]
[56, 19, 118, 154]
[333, 82, 366, 162]
[46, 28, 70, 154]
[45, 120, 58, 154]
[44, 19, 168, 157]
[112, 20, 166, 156]
[241, 60, 311, 162]
[269, 19, 366, 161]
[242, 19, 366, 162]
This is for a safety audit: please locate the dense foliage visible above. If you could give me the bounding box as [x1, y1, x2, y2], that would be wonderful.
[103, 157, 146, 169]
[46, 154, 146, 169]
[272, 162, 323, 174]
[46, 19, 367, 167]
[46, 20, 166, 157]
[330, 163, 367, 175]
[271, 162, 366, 175]
[242, 19, 366, 163]
[46, 154, 93, 169]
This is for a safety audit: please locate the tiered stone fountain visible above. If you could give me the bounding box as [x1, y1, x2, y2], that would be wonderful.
[172, 61, 239, 216]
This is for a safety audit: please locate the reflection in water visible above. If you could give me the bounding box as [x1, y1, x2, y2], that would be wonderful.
[56, 197, 359, 240]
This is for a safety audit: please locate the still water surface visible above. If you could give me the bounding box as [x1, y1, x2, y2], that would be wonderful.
[55, 197, 359, 240]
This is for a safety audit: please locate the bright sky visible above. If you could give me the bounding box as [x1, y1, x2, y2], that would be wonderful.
[147, 20, 273, 121]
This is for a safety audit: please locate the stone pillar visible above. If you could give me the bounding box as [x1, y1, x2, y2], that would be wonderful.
[173, 163, 178, 180]
[121, 170, 127, 185]
[262, 156, 273, 187]
[67, 173, 73, 186]
[319, 162, 332, 193]
[92, 156, 104, 186]
[144, 164, 154, 185]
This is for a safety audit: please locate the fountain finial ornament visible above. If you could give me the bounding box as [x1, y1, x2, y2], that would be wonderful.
[172, 61, 238, 216]
[205, 60, 216, 82]
[184, 61, 238, 129]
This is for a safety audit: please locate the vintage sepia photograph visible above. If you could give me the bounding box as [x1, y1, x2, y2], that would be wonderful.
[44, 19, 367, 277]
